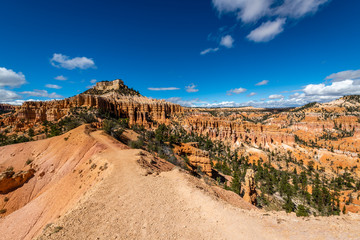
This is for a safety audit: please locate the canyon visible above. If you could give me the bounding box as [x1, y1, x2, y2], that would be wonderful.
[1, 79, 360, 239]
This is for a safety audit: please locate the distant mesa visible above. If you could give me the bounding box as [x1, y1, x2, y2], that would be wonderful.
[0, 79, 183, 128]
[83, 79, 141, 96]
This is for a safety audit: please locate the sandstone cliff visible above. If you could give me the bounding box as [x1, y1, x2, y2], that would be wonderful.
[0, 168, 35, 194]
[1, 80, 183, 129]
[0, 104, 16, 112]
[183, 115, 295, 147]
[173, 142, 212, 176]
[242, 169, 257, 206]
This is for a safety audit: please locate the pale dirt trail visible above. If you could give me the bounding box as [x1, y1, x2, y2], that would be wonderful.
[37, 131, 360, 240]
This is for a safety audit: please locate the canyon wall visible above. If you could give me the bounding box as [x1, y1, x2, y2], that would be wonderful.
[0, 104, 16, 112]
[14, 94, 183, 127]
[183, 115, 295, 147]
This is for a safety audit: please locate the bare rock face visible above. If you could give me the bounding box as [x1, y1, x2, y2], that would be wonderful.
[0, 104, 16, 112]
[183, 116, 295, 147]
[0, 168, 36, 194]
[83, 79, 140, 96]
[242, 169, 257, 206]
[173, 142, 213, 176]
[94, 79, 125, 92]
[3, 80, 184, 129]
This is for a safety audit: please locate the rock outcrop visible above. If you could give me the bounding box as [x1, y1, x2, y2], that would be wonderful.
[0, 104, 16, 112]
[242, 169, 257, 206]
[0, 168, 35, 194]
[83, 79, 140, 96]
[183, 115, 295, 147]
[2, 80, 183, 129]
[173, 142, 212, 176]
[16, 94, 183, 126]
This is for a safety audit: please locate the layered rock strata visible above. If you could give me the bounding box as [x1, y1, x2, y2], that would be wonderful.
[183, 116, 295, 147]
[13, 94, 182, 127]
[173, 142, 212, 177]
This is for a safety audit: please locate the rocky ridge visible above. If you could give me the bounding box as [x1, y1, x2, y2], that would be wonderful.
[0, 79, 183, 130]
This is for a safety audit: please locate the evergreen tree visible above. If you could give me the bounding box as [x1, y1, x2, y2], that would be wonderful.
[296, 205, 309, 217]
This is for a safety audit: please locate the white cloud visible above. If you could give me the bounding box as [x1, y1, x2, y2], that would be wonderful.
[258, 79, 360, 108]
[50, 53, 96, 70]
[200, 47, 219, 55]
[212, 0, 330, 43]
[0, 89, 21, 102]
[255, 80, 269, 86]
[276, 0, 329, 19]
[45, 84, 62, 89]
[54, 75, 67, 81]
[1, 99, 26, 105]
[148, 87, 180, 91]
[212, 0, 272, 23]
[0, 67, 26, 88]
[90, 79, 97, 84]
[227, 87, 247, 95]
[247, 18, 286, 42]
[203, 101, 242, 108]
[167, 97, 206, 107]
[220, 35, 234, 48]
[185, 83, 199, 93]
[21, 90, 63, 98]
[303, 80, 360, 96]
[325, 69, 360, 82]
[247, 92, 257, 97]
[269, 94, 284, 99]
[166, 79, 360, 108]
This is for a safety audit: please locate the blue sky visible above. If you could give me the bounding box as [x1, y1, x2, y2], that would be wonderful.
[1, 0, 360, 107]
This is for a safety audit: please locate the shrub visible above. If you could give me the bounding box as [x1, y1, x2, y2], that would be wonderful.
[26, 159, 33, 165]
[103, 119, 117, 134]
[28, 128, 35, 137]
[129, 139, 145, 149]
[296, 205, 309, 217]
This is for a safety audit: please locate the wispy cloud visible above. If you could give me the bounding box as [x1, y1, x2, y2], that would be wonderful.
[211, 0, 330, 43]
[200, 47, 219, 55]
[255, 80, 269, 86]
[21, 89, 63, 98]
[247, 92, 257, 97]
[148, 87, 180, 91]
[269, 94, 284, 99]
[227, 87, 247, 95]
[167, 97, 206, 107]
[0, 89, 21, 103]
[247, 18, 286, 42]
[50, 53, 96, 70]
[212, 0, 272, 23]
[45, 84, 62, 89]
[325, 69, 360, 82]
[54, 75, 67, 81]
[90, 79, 97, 84]
[185, 83, 199, 93]
[276, 0, 329, 19]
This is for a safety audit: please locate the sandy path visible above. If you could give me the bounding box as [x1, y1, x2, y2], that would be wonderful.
[37, 131, 360, 240]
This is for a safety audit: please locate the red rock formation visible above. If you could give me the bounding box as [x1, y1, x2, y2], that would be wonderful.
[173, 142, 212, 176]
[15, 94, 182, 127]
[0, 168, 35, 194]
[1, 80, 183, 130]
[0, 104, 16, 112]
[242, 169, 257, 206]
[183, 115, 294, 147]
